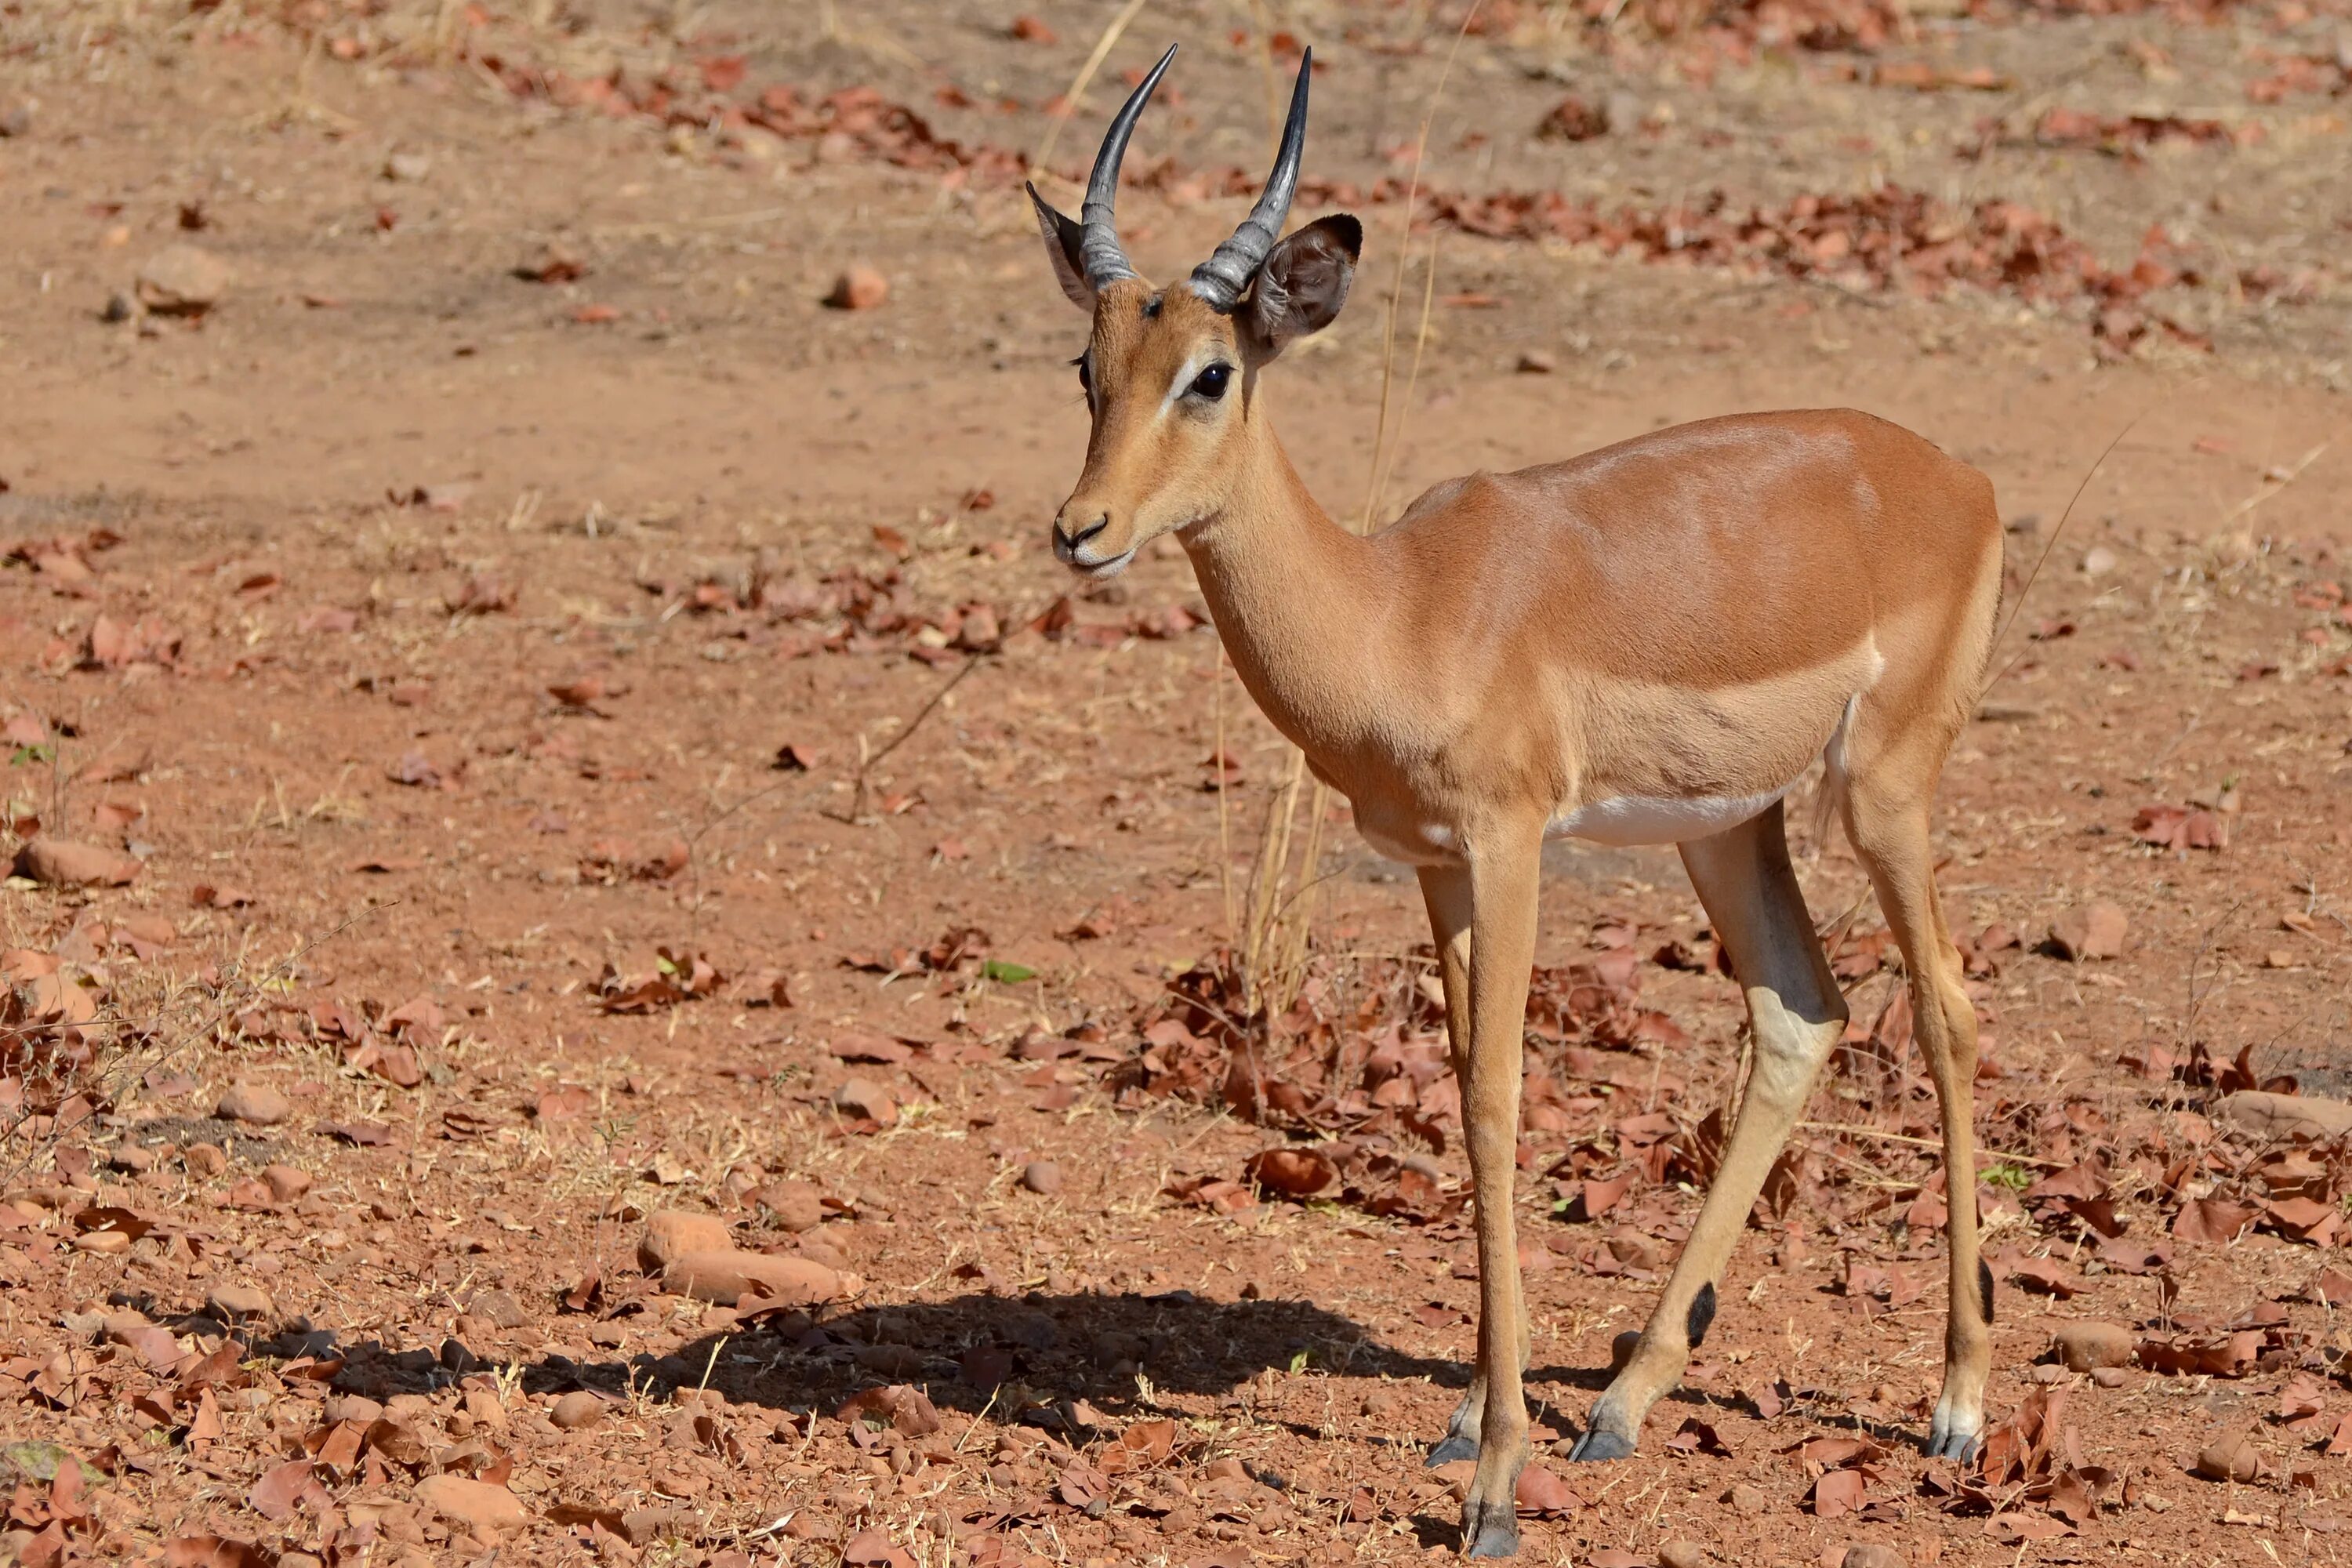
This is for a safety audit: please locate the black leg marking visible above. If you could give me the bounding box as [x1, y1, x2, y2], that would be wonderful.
[1685, 1282, 1718, 1349]
[1976, 1258, 1995, 1326]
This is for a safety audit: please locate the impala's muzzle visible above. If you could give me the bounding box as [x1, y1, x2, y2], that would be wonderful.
[1051, 508, 1135, 577]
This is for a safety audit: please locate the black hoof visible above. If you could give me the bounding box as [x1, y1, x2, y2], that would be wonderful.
[1925, 1426, 1981, 1462]
[1462, 1498, 1520, 1559]
[1425, 1433, 1479, 1467]
[1566, 1428, 1635, 1462]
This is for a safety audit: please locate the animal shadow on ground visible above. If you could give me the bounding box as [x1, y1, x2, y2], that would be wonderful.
[266, 1289, 1628, 1440]
[548, 1290, 1490, 1427]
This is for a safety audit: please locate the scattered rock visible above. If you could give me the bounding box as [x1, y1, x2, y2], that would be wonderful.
[207, 1283, 273, 1320]
[826, 266, 889, 311]
[2080, 544, 2118, 577]
[2090, 1365, 2129, 1388]
[1842, 1547, 1904, 1568]
[833, 1077, 897, 1126]
[260, 1164, 312, 1203]
[1661, 1543, 1709, 1568]
[514, 242, 584, 284]
[2051, 1319, 2134, 1372]
[216, 1082, 292, 1126]
[2048, 901, 2127, 961]
[620, 1506, 690, 1547]
[135, 243, 232, 315]
[1020, 1160, 1062, 1196]
[183, 1142, 228, 1178]
[74, 1229, 129, 1254]
[1606, 1229, 1664, 1270]
[1537, 95, 1611, 142]
[0, 102, 30, 139]
[383, 148, 431, 182]
[414, 1472, 531, 1533]
[461, 1386, 509, 1433]
[1515, 349, 1558, 374]
[2216, 1091, 2352, 1142]
[550, 1390, 604, 1431]
[796, 1234, 849, 1272]
[470, 1288, 527, 1330]
[662, 1249, 840, 1307]
[1728, 1483, 1771, 1515]
[637, 1209, 731, 1273]
[851, 1343, 925, 1377]
[754, 1179, 825, 1232]
[2194, 1433, 2264, 1483]
[13, 839, 140, 887]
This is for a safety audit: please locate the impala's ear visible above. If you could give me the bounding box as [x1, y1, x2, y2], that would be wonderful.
[1245, 213, 1361, 356]
[1026, 182, 1095, 310]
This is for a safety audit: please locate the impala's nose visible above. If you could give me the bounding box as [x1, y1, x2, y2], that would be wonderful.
[1054, 513, 1109, 562]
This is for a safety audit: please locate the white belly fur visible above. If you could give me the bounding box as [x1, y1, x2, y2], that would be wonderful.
[1547, 786, 1788, 848]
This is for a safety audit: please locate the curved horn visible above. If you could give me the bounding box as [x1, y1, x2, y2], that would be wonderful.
[1189, 48, 1312, 310]
[1078, 42, 1179, 290]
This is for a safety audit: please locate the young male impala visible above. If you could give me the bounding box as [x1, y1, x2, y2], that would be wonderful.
[1026, 45, 2005, 1558]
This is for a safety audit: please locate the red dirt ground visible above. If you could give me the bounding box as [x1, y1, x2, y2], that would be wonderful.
[2, 2, 2351, 1566]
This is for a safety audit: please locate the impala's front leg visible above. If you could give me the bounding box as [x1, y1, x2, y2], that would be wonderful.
[1416, 866, 1532, 1471]
[1449, 823, 1544, 1558]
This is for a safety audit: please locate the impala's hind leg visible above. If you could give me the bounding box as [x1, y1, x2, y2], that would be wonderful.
[1570, 803, 1846, 1460]
[1415, 865, 1533, 1477]
[1842, 773, 1988, 1458]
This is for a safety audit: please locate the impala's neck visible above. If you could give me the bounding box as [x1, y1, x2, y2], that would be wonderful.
[1179, 412, 1387, 762]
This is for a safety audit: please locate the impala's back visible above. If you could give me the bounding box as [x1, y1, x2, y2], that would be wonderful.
[1370, 408, 2004, 843]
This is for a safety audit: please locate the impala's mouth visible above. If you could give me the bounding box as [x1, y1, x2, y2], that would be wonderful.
[1069, 548, 1136, 580]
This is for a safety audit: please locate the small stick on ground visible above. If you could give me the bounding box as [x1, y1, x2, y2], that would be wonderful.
[833, 652, 989, 826]
[2217, 439, 2330, 529]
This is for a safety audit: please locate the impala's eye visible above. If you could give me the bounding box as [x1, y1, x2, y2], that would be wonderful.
[1074, 355, 1092, 397]
[1190, 363, 1231, 401]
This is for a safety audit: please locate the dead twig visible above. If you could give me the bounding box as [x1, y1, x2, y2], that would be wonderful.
[1980, 405, 2154, 699]
[2217, 439, 2330, 529]
[829, 652, 989, 826]
[1795, 1121, 2064, 1170]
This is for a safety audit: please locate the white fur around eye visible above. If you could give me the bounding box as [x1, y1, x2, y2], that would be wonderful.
[1162, 350, 1218, 415]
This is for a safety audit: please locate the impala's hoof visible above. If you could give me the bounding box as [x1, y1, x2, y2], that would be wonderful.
[1927, 1390, 1984, 1462]
[1461, 1497, 1520, 1559]
[1925, 1421, 1982, 1462]
[1566, 1428, 1635, 1462]
[1425, 1434, 1479, 1467]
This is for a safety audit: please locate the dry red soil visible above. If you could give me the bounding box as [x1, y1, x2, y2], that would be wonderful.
[2, 2, 2351, 1566]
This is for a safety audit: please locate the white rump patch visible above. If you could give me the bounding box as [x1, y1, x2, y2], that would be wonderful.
[1548, 788, 1788, 848]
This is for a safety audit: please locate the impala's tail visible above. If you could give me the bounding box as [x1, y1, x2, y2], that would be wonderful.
[1809, 691, 1862, 850]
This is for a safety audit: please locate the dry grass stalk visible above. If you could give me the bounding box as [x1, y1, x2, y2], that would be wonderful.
[1236, 750, 1330, 1018]
[1359, 4, 1479, 529]
[1029, 0, 1155, 183]
[1226, 8, 1477, 1020]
